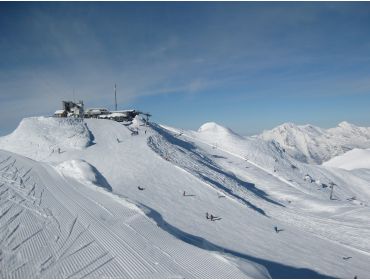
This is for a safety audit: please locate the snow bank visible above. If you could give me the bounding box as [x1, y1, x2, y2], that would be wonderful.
[56, 159, 112, 191]
[0, 117, 93, 161]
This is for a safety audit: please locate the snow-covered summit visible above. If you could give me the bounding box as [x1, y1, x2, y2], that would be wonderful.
[338, 121, 353, 128]
[196, 122, 244, 146]
[328, 121, 370, 140]
[198, 122, 239, 136]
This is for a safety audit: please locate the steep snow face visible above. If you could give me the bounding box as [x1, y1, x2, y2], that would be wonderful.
[259, 123, 327, 164]
[324, 148, 370, 171]
[0, 117, 92, 161]
[260, 122, 370, 164]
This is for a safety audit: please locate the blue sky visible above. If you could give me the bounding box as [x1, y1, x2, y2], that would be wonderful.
[1, 2, 370, 136]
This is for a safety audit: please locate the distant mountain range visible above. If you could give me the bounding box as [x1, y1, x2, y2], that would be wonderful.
[259, 121, 370, 164]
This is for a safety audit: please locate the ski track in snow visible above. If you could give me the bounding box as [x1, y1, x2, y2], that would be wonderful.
[0, 151, 249, 278]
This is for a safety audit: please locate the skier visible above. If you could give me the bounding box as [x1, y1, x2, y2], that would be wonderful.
[183, 191, 186, 196]
[210, 214, 214, 221]
[274, 226, 283, 233]
[206, 212, 210, 220]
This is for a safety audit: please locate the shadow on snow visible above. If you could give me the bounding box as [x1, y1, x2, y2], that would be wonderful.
[141, 204, 333, 279]
[148, 124, 283, 217]
[89, 163, 112, 192]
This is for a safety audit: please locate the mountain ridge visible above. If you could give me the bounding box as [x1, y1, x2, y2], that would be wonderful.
[259, 121, 370, 164]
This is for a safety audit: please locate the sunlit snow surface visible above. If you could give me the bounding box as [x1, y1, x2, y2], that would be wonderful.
[0, 117, 370, 278]
[324, 148, 370, 171]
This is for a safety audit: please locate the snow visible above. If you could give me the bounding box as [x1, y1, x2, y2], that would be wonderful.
[324, 148, 370, 170]
[1, 117, 370, 278]
[109, 113, 127, 117]
[198, 122, 242, 137]
[54, 109, 65, 114]
[56, 159, 112, 191]
[0, 150, 250, 278]
[260, 121, 370, 164]
[0, 117, 92, 161]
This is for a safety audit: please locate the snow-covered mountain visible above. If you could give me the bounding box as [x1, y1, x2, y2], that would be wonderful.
[259, 121, 370, 164]
[1, 117, 370, 278]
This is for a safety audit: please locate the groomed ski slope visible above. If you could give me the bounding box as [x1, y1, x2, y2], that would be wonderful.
[1, 116, 370, 278]
[0, 150, 259, 278]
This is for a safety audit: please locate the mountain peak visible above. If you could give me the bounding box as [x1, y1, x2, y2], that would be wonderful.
[198, 122, 230, 133]
[277, 122, 299, 130]
[338, 121, 354, 128]
[197, 122, 242, 139]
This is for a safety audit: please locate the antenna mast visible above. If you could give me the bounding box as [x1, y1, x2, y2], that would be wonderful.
[114, 84, 117, 111]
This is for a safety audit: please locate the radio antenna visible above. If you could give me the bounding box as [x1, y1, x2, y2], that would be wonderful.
[114, 84, 117, 111]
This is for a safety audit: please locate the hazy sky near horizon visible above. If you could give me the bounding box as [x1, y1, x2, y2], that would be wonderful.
[1, 2, 370, 136]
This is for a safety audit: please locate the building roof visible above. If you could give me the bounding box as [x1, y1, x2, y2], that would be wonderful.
[89, 109, 103, 115]
[108, 112, 127, 118]
[110, 110, 136, 113]
[86, 108, 109, 112]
